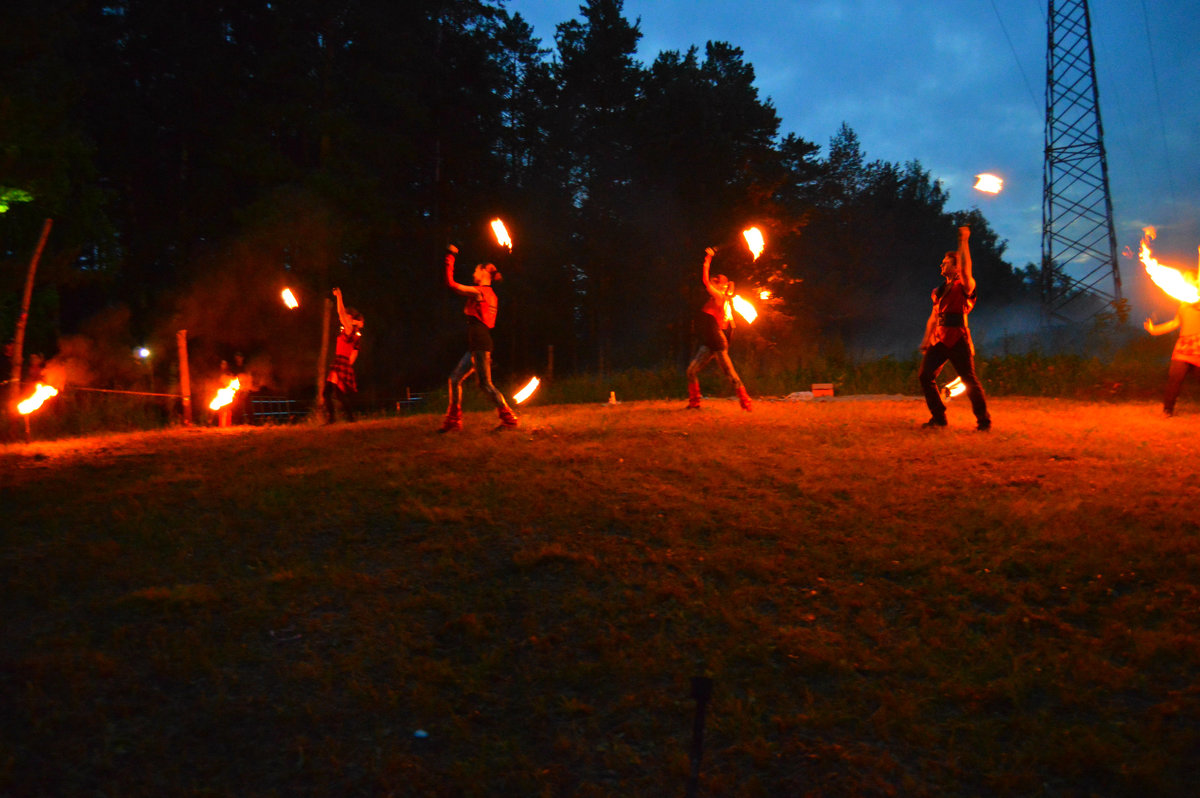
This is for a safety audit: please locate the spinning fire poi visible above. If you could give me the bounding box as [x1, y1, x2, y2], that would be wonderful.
[1140, 228, 1200, 417]
[323, 287, 363, 424]
[918, 226, 991, 430]
[439, 243, 520, 432]
[685, 246, 753, 412]
[17, 383, 58, 415]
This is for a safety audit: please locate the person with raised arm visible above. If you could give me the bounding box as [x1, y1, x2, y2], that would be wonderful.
[439, 245, 519, 432]
[917, 226, 991, 430]
[685, 247, 752, 412]
[323, 287, 364, 424]
[1143, 268, 1200, 417]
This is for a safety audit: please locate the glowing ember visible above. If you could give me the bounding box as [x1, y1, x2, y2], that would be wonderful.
[1139, 227, 1199, 304]
[759, 290, 772, 300]
[282, 288, 299, 309]
[742, 227, 765, 261]
[513, 376, 540, 404]
[491, 218, 512, 251]
[942, 376, 966, 399]
[974, 173, 1003, 194]
[731, 295, 758, 324]
[18, 383, 58, 415]
[209, 378, 240, 411]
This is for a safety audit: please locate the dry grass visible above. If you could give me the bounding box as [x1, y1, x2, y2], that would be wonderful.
[2, 396, 1199, 796]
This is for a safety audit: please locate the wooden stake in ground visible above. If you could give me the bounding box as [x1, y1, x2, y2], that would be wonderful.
[8, 219, 52, 411]
[315, 297, 332, 410]
[177, 329, 192, 425]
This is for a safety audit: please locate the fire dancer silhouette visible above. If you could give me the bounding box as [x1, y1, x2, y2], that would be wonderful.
[1143, 269, 1200, 417]
[686, 247, 752, 412]
[323, 287, 363, 424]
[918, 226, 991, 430]
[439, 245, 519, 432]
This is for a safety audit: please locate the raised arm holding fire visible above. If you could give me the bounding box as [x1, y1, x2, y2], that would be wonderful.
[322, 286, 364, 424]
[685, 247, 752, 412]
[917, 226, 991, 430]
[439, 245, 520, 432]
[1143, 269, 1200, 417]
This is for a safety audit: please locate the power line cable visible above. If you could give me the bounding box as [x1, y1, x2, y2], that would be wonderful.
[987, 0, 1040, 114]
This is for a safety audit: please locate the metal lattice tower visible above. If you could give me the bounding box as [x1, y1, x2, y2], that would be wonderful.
[1041, 0, 1124, 322]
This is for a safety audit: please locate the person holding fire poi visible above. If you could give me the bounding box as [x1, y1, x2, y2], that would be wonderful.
[439, 245, 520, 432]
[918, 226, 991, 430]
[323, 287, 363, 424]
[1143, 269, 1200, 417]
[686, 247, 753, 412]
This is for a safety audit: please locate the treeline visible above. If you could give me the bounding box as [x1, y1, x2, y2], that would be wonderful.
[1, 0, 1036, 402]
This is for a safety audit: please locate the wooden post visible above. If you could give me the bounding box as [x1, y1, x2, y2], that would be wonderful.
[9, 219, 52, 411]
[176, 329, 192, 425]
[315, 297, 332, 408]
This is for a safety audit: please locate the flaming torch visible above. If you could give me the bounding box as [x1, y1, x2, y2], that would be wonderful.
[209, 378, 241, 411]
[1139, 227, 1199, 304]
[513, 376, 540, 405]
[941, 376, 966, 400]
[18, 383, 58, 415]
[282, 288, 299, 309]
[973, 174, 1004, 194]
[491, 218, 513, 252]
[742, 227, 765, 261]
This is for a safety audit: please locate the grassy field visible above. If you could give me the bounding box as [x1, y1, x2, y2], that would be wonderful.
[2, 396, 1199, 796]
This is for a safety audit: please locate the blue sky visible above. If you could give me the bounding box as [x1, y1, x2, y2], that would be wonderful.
[504, 0, 1199, 318]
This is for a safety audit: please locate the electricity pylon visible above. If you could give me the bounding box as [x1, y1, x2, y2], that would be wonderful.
[1041, 0, 1125, 322]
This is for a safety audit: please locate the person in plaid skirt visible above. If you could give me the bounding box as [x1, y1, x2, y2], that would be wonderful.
[323, 287, 363, 424]
[1144, 269, 1200, 416]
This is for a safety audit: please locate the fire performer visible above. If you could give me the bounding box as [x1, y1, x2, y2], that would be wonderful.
[686, 247, 752, 412]
[323, 287, 364, 424]
[1143, 269, 1200, 417]
[439, 245, 520, 431]
[918, 226, 991, 430]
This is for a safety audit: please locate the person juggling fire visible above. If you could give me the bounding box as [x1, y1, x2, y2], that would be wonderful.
[686, 247, 752, 412]
[917, 226, 991, 430]
[323, 286, 363, 424]
[439, 245, 520, 432]
[1143, 269, 1200, 417]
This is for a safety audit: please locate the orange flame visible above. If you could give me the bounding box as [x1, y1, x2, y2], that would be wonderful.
[282, 288, 299, 309]
[18, 383, 58, 415]
[742, 227, 764, 261]
[759, 289, 772, 300]
[491, 218, 512, 251]
[513, 376, 540, 404]
[731, 295, 758, 324]
[1139, 227, 1199, 304]
[943, 376, 966, 399]
[974, 173, 1003, 194]
[209, 378, 240, 411]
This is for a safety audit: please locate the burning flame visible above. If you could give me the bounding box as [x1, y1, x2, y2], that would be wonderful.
[731, 295, 758, 324]
[759, 290, 772, 301]
[742, 227, 765, 261]
[491, 218, 512, 251]
[974, 174, 1003, 194]
[18, 383, 58, 415]
[209, 378, 240, 411]
[282, 288, 299, 309]
[1139, 227, 1199, 304]
[943, 376, 966, 399]
[513, 376, 540, 404]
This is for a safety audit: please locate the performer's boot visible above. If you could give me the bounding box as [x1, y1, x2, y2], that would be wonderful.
[496, 406, 520, 428]
[687, 381, 702, 409]
[439, 406, 462, 433]
[737, 384, 753, 412]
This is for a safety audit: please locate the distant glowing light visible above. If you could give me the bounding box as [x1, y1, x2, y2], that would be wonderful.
[282, 288, 299, 309]
[18, 383, 58, 415]
[136, 347, 151, 359]
[514, 376, 540, 404]
[974, 174, 1003, 194]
